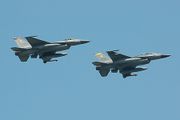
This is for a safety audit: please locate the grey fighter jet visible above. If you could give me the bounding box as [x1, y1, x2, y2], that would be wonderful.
[92, 50, 170, 78]
[11, 36, 89, 63]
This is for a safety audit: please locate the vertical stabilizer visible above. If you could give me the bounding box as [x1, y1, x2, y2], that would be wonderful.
[95, 53, 112, 63]
[13, 37, 32, 48]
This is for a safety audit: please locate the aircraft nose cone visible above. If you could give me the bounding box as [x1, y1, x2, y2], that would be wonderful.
[161, 54, 171, 58]
[80, 40, 90, 44]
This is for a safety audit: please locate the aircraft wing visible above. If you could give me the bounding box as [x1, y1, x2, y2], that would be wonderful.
[107, 50, 130, 61]
[25, 36, 50, 47]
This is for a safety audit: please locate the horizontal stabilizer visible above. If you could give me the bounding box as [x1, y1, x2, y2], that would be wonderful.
[92, 62, 107, 66]
[11, 47, 26, 52]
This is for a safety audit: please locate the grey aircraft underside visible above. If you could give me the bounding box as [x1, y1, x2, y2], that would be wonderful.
[11, 36, 89, 63]
[92, 50, 170, 78]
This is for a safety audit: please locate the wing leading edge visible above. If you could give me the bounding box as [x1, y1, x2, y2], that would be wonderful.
[25, 36, 50, 47]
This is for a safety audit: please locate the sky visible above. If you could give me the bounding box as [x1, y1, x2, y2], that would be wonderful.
[0, 0, 180, 120]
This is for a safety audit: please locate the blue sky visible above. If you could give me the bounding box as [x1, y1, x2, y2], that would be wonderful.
[0, 0, 179, 120]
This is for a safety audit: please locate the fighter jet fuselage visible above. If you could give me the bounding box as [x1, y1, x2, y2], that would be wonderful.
[11, 36, 89, 63]
[96, 58, 149, 69]
[93, 50, 170, 78]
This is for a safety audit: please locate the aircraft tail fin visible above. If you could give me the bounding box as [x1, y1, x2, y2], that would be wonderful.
[95, 53, 112, 63]
[13, 37, 32, 48]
